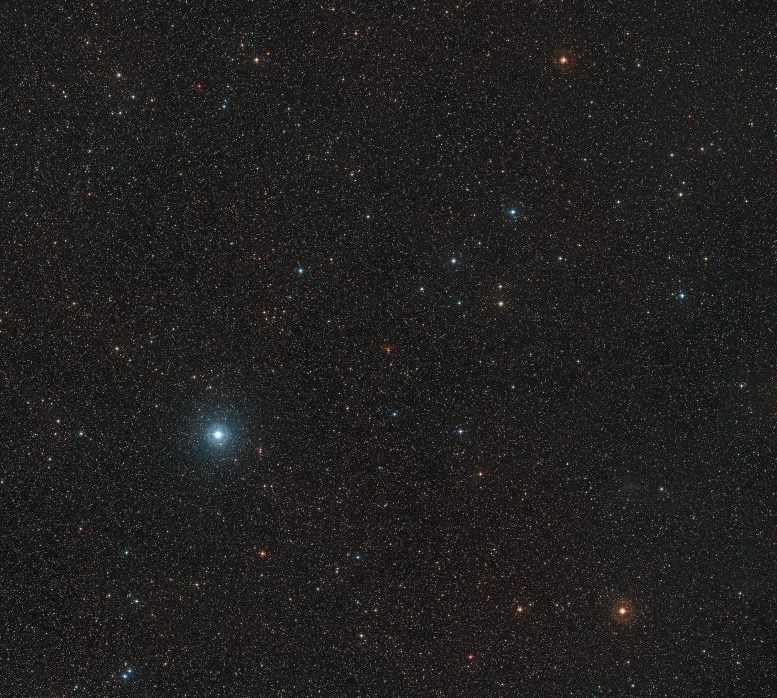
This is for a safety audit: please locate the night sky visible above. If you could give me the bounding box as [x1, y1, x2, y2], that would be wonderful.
[4, 2, 777, 696]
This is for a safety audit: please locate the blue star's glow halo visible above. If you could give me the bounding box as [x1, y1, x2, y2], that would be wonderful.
[209, 426, 228, 445]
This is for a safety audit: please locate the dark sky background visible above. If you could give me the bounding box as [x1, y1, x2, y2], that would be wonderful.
[4, 1, 777, 695]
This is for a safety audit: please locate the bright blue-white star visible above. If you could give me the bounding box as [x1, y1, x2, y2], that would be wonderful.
[450, 257, 459, 265]
[677, 291, 686, 300]
[209, 427, 227, 445]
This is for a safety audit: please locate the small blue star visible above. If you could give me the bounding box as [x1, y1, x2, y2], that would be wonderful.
[677, 291, 686, 300]
[455, 427, 465, 436]
[450, 257, 459, 265]
[507, 207, 521, 219]
[614, 198, 623, 207]
[296, 266, 305, 275]
[389, 409, 399, 418]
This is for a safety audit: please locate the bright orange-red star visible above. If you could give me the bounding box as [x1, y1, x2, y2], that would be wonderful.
[614, 601, 634, 621]
[552, 49, 576, 71]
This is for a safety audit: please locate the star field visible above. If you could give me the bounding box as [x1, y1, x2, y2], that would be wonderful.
[4, 2, 777, 696]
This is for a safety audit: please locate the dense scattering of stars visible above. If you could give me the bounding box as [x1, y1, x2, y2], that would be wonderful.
[5, 2, 776, 695]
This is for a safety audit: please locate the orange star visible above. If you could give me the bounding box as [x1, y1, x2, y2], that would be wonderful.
[552, 49, 576, 71]
[614, 601, 634, 621]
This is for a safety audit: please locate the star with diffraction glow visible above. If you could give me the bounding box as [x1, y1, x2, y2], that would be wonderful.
[209, 427, 227, 445]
